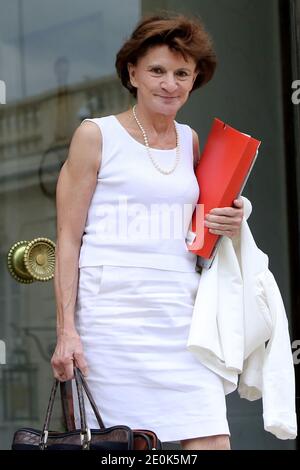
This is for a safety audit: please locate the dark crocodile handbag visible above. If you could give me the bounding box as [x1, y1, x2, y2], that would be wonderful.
[11, 367, 162, 451]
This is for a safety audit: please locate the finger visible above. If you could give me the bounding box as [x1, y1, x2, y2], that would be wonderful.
[52, 358, 74, 382]
[210, 200, 244, 216]
[209, 228, 234, 237]
[64, 359, 75, 381]
[233, 198, 244, 207]
[210, 207, 239, 217]
[53, 368, 66, 381]
[51, 362, 66, 381]
[208, 224, 239, 232]
[74, 353, 89, 377]
[57, 372, 67, 382]
[205, 214, 240, 224]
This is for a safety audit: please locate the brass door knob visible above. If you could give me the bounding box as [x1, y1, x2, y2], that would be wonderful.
[7, 237, 56, 283]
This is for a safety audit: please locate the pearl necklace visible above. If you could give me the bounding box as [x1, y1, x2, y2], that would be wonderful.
[132, 105, 180, 175]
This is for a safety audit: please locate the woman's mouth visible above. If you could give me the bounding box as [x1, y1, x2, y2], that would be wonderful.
[157, 95, 178, 100]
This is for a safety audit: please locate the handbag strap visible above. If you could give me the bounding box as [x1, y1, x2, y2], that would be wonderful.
[75, 368, 105, 429]
[74, 367, 88, 432]
[40, 367, 88, 448]
[60, 380, 76, 431]
[60, 367, 105, 430]
[41, 377, 60, 436]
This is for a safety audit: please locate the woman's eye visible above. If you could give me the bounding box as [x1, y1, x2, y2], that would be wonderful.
[149, 68, 189, 78]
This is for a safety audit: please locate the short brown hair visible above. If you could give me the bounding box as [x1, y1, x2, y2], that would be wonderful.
[115, 12, 217, 98]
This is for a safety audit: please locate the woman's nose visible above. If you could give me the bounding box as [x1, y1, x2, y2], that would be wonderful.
[161, 73, 178, 93]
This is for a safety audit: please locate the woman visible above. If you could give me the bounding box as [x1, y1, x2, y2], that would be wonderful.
[51, 13, 244, 450]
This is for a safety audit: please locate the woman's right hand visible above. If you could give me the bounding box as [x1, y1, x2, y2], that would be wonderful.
[51, 329, 89, 382]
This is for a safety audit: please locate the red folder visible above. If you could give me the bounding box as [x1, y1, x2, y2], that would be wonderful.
[186, 118, 261, 269]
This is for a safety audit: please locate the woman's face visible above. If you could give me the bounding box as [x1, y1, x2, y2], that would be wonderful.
[127, 44, 198, 116]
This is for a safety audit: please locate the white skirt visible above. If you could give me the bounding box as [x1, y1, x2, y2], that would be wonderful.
[72, 265, 230, 442]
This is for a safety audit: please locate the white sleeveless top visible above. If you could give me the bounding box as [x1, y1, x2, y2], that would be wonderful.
[78, 115, 200, 272]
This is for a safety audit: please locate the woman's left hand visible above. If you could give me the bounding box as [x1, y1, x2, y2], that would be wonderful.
[204, 197, 244, 240]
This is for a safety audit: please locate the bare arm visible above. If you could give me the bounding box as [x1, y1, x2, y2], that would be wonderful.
[51, 121, 101, 381]
[191, 128, 200, 171]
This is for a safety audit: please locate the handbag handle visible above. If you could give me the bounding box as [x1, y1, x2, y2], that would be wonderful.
[75, 367, 105, 429]
[39, 367, 90, 449]
[59, 367, 106, 431]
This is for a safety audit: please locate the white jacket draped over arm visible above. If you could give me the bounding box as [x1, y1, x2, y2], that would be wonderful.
[187, 196, 297, 440]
